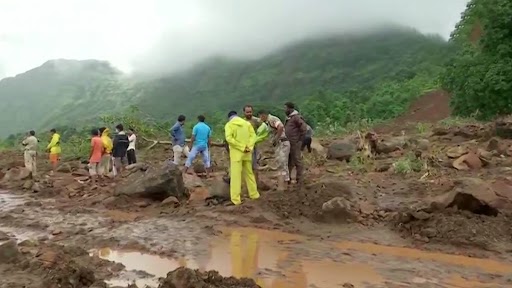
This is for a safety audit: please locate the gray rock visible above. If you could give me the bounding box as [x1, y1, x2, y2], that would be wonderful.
[321, 197, 357, 223]
[0, 240, 21, 264]
[326, 141, 356, 162]
[114, 162, 189, 201]
[0, 230, 9, 241]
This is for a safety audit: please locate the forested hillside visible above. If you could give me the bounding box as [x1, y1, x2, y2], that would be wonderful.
[0, 26, 454, 136]
[0, 60, 141, 136]
[442, 0, 512, 119]
[137, 27, 453, 124]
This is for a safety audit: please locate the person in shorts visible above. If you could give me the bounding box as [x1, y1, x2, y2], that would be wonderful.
[89, 129, 103, 184]
[112, 124, 129, 176]
[46, 128, 61, 175]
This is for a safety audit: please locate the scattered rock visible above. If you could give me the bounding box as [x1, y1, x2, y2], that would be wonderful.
[326, 141, 356, 162]
[193, 162, 206, 174]
[376, 136, 408, 154]
[22, 180, 33, 190]
[31, 182, 42, 193]
[487, 138, 500, 151]
[310, 138, 325, 154]
[0, 240, 21, 264]
[158, 267, 259, 288]
[416, 139, 430, 151]
[432, 127, 449, 136]
[161, 196, 180, 207]
[126, 163, 148, 171]
[72, 169, 90, 177]
[452, 152, 482, 170]
[321, 197, 356, 223]
[446, 146, 467, 158]
[359, 201, 376, 215]
[115, 162, 189, 201]
[428, 177, 512, 215]
[0, 230, 10, 241]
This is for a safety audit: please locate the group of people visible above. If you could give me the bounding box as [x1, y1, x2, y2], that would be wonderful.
[88, 124, 137, 183]
[21, 102, 312, 205]
[169, 102, 313, 205]
[21, 125, 138, 183]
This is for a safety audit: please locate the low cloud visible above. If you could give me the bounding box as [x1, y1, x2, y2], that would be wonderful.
[0, 0, 468, 78]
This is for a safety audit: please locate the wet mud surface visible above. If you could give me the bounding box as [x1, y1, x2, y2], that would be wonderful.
[1, 119, 512, 287]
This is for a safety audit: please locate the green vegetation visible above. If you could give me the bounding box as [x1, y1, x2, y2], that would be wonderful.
[442, 0, 512, 120]
[0, 26, 453, 139]
[392, 153, 424, 174]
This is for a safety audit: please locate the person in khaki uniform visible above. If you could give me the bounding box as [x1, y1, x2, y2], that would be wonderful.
[258, 110, 290, 191]
[22, 130, 38, 177]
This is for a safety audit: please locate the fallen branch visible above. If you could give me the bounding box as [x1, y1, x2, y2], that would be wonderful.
[141, 136, 225, 149]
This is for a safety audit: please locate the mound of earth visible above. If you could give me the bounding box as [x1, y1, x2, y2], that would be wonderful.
[261, 177, 353, 221]
[158, 267, 259, 288]
[0, 240, 116, 288]
[393, 209, 511, 249]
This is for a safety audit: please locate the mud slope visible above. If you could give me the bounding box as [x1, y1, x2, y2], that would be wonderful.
[376, 89, 451, 133]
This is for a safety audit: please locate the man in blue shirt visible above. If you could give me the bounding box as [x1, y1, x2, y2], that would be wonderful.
[184, 115, 212, 177]
[170, 115, 189, 165]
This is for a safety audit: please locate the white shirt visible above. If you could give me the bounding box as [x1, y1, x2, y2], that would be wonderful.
[128, 134, 136, 151]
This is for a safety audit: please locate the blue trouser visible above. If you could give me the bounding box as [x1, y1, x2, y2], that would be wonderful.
[185, 146, 210, 168]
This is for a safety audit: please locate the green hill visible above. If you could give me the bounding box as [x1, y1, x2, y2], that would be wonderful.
[0, 26, 454, 136]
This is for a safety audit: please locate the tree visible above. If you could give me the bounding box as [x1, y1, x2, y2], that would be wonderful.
[442, 0, 512, 120]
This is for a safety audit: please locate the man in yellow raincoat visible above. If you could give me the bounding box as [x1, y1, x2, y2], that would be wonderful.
[224, 111, 260, 205]
[98, 127, 113, 177]
[46, 128, 61, 175]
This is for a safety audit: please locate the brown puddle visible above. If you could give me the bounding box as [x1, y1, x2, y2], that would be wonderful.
[94, 227, 512, 287]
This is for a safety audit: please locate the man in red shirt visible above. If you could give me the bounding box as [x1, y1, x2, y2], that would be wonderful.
[89, 129, 103, 185]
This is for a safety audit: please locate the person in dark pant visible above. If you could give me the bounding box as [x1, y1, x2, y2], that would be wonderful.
[284, 102, 308, 187]
[127, 127, 137, 165]
[112, 124, 129, 176]
[301, 124, 313, 153]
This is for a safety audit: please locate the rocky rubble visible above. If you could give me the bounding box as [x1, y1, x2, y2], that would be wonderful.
[158, 267, 260, 288]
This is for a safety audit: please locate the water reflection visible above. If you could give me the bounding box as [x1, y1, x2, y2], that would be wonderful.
[94, 227, 510, 288]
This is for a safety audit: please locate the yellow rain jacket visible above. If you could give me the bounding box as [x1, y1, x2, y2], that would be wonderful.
[225, 116, 256, 161]
[101, 128, 113, 154]
[47, 133, 61, 154]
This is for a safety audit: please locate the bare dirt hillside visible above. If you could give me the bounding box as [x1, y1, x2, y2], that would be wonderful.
[376, 89, 451, 134]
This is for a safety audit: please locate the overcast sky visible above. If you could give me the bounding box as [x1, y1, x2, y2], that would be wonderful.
[0, 0, 469, 78]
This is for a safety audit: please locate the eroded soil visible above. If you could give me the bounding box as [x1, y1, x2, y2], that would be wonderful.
[1, 111, 512, 287]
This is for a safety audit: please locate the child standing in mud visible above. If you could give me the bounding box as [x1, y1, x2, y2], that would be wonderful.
[89, 129, 103, 185]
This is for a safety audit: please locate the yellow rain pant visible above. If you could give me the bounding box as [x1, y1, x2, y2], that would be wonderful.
[230, 159, 260, 205]
[230, 230, 260, 280]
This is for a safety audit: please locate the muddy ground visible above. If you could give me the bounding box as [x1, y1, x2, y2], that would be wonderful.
[1, 114, 512, 287]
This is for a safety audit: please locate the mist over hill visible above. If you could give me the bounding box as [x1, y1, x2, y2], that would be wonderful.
[0, 27, 454, 136]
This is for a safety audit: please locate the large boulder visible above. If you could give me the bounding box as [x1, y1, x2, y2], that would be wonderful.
[326, 141, 356, 162]
[204, 179, 231, 205]
[114, 161, 189, 201]
[427, 177, 512, 215]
